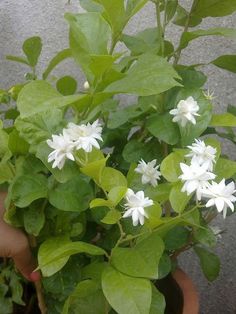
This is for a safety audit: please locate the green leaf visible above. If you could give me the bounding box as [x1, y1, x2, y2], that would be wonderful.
[173, 5, 202, 28]
[23, 202, 45, 236]
[160, 152, 183, 182]
[6, 55, 29, 66]
[15, 108, 64, 152]
[108, 186, 127, 205]
[126, 0, 149, 17]
[176, 67, 207, 88]
[215, 158, 236, 179]
[100, 167, 127, 192]
[105, 53, 181, 96]
[80, 0, 103, 12]
[107, 104, 143, 129]
[22, 36, 42, 67]
[36, 141, 80, 183]
[111, 233, 164, 279]
[211, 55, 236, 73]
[101, 209, 121, 224]
[56, 76, 77, 95]
[194, 246, 220, 281]
[89, 54, 118, 80]
[43, 48, 72, 79]
[169, 182, 192, 213]
[121, 28, 159, 55]
[62, 280, 107, 314]
[210, 113, 236, 127]
[49, 175, 93, 212]
[38, 236, 71, 277]
[0, 127, 11, 162]
[17, 80, 83, 118]
[164, 226, 189, 250]
[147, 112, 180, 145]
[90, 198, 113, 208]
[122, 139, 163, 164]
[149, 284, 165, 314]
[102, 266, 152, 314]
[94, 0, 126, 38]
[192, 0, 236, 18]
[179, 28, 236, 50]
[80, 157, 108, 183]
[38, 239, 106, 276]
[0, 162, 14, 184]
[194, 227, 217, 248]
[165, 0, 178, 23]
[11, 174, 48, 208]
[65, 12, 111, 78]
[8, 129, 29, 155]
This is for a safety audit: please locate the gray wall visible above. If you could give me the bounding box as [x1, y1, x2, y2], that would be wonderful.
[0, 1, 236, 313]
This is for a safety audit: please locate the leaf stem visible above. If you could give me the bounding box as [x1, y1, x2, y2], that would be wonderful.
[155, 1, 164, 56]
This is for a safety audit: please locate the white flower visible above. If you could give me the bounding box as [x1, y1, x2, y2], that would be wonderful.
[135, 159, 161, 187]
[65, 119, 103, 153]
[169, 96, 200, 127]
[83, 81, 90, 90]
[179, 162, 216, 200]
[201, 179, 236, 218]
[186, 139, 217, 171]
[47, 130, 75, 169]
[123, 189, 153, 226]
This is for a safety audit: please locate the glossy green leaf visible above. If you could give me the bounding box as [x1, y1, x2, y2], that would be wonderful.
[38, 236, 71, 277]
[62, 280, 107, 314]
[210, 113, 236, 127]
[80, 157, 108, 183]
[169, 182, 192, 213]
[194, 227, 217, 248]
[23, 202, 45, 236]
[22, 36, 42, 67]
[149, 284, 165, 314]
[49, 175, 93, 212]
[17, 80, 83, 118]
[192, 0, 236, 18]
[111, 233, 164, 279]
[101, 209, 121, 224]
[8, 129, 29, 155]
[211, 55, 236, 73]
[108, 186, 127, 205]
[56, 76, 77, 95]
[160, 152, 183, 182]
[102, 266, 152, 314]
[105, 53, 181, 96]
[194, 246, 220, 281]
[38, 239, 106, 276]
[147, 112, 180, 145]
[42, 48, 72, 79]
[90, 198, 113, 208]
[164, 226, 189, 250]
[11, 174, 48, 208]
[179, 28, 236, 50]
[101, 167, 127, 192]
[215, 158, 236, 179]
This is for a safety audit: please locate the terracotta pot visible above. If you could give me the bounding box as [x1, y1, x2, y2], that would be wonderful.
[172, 268, 199, 314]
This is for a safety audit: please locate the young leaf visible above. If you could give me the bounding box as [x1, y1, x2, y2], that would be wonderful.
[102, 266, 152, 314]
[169, 182, 192, 213]
[126, 0, 149, 17]
[194, 246, 220, 281]
[22, 36, 42, 67]
[100, 167, 127, 192]
[160, 152, 183, 182]
[215, 158, 236, 179]
[42, 48, 72, 79]
[111, 233, 164, 279]
[192, 0, 236, 18]
[210, 113, 236, 127]
[211, 55, 236, 73]
[101, 209, 121, 224]
[6, 55, 29, 66]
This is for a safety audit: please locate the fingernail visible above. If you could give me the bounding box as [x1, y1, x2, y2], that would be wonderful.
[29, 271, 41, 282]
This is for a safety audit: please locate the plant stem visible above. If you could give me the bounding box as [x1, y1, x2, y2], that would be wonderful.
[155, 1, 164, 56]
[173, 0, 198, 65]
[34, 281, 47, 314]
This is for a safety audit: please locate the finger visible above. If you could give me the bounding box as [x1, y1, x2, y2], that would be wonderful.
[12, 239, 39, 281]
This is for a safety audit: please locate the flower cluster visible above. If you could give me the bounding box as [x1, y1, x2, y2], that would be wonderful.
[47, 120, 103, 169]
[179, 139, 236, 218]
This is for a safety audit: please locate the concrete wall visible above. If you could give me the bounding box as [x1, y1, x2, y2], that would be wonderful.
[0, 1, 236, 313]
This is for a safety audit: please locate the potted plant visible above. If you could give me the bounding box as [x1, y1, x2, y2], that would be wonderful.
[1, 0, 236, 313]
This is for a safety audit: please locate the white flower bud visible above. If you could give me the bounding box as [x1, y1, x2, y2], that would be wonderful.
[83, 81, 90, 90]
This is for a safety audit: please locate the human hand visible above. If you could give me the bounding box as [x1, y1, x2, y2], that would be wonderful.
[0, 191, 41, 282]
